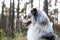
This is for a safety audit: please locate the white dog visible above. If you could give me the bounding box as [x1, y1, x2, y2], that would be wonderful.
[27, 8, 58, 40]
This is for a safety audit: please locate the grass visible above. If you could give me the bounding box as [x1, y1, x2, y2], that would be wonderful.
[0, 29, 60, 40]
[12, 33, 27, 40]
[0, 30, 27, 40]
[19, 35, 27, 40]
[0, 33, 60, 40]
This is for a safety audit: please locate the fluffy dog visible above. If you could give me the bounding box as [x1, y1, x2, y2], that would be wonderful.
[27, 8, 58, 40]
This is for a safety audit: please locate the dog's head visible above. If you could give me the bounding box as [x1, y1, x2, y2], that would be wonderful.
[31, 8, 38, 16]
[30, 8, 49, 25]
[30, 8, 39, 22]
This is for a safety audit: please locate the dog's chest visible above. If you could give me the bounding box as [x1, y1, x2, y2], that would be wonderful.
[27, 24, 42, 40]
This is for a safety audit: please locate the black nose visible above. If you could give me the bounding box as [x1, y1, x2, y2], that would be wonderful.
[31, 8, 38, 16]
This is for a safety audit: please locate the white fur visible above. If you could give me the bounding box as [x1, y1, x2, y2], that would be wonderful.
[27, 10, 54, 40]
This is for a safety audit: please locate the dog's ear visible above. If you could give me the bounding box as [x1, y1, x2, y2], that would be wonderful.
[31, 8, 38, 16]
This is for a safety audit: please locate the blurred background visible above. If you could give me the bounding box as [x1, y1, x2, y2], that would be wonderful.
[0, 0, 60, 40]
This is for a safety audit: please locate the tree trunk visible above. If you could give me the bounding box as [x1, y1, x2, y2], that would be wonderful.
[43, 0, 48, 15]
[9, 0, 15, 38]
[16, 0, 20, 33]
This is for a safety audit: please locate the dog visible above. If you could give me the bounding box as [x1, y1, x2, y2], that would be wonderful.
[27, 8, 58, 40]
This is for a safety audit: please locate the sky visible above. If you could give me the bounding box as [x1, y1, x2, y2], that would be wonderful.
[0, 0, 60, 23]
